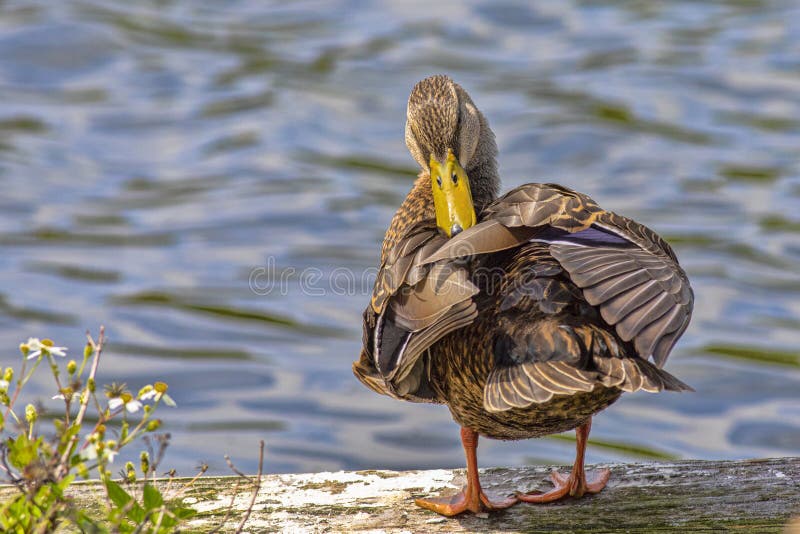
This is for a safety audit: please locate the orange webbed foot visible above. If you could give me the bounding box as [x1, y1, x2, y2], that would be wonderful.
[416, 488, 518, 516]
[517, 467, 610, 503]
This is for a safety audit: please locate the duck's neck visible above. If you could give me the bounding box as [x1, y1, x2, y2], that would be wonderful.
[466, 116, 500, 211]
[466, 159, 500, 213]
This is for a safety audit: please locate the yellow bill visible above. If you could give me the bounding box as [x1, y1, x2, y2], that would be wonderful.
[430, 149, 477, 237]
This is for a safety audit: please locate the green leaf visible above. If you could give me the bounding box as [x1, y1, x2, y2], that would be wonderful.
[160, 514, 177, 530]
[7, 434, 35, 469]
[170, 506, 196, 520]
[73, 510, 106, 534]
[169, 506, 197, 520]
[143, 483, 163, 511]
[57, 473, 75, 493]
[105, 480, 132, 509]
[1, 495, 35, 532]
[58, 422, 81, 453]
[30, 500, 43, 519]
[106, 479, 147, 526]
[126, 501, 145, 524]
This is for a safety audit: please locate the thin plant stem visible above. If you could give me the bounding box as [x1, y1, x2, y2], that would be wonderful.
[4, 356, 37, 424]
[77, 344, 91, 379]
[56, 327, 105, 480]
[235, 440, 265, 534]
[208, 479, 243, 534]
[181, 464, 208, 493]
[46, 353, 68, 425]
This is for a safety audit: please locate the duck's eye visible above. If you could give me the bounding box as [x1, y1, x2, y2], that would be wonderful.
[452, 172, 458, 185]
[436, 175, 442, 188]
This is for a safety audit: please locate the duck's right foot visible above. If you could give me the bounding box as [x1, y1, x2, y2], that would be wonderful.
[415, 487, 518, 516]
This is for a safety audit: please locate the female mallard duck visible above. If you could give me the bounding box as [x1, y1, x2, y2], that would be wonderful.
[353, 75, 693, 516]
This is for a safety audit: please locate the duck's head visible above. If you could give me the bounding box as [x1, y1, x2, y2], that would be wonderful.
[405, 75, 499, 237]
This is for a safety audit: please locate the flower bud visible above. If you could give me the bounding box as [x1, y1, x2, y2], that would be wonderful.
[67, 360, 77, 375]
[19, 343, 29, 357]
[125, 461, 136, 482]
[25, 404, 37, 423]
[146, 419, 161, 432]
[84, 343, 93, 359]
[87, 378, 95, 393]
[140, 451, 150, 475]
[77, 462, 89, 479]
[3, 368, 12, 382]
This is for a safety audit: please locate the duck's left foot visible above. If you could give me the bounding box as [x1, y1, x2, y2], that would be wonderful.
[517, 467, 610, 503]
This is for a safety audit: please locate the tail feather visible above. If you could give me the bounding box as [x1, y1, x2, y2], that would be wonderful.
[595, 354, 692, 393]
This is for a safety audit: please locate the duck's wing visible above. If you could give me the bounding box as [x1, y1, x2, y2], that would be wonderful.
[482, 249, 692, 413]
[353, 221, 478, 402]
[424, 182, 694, 369]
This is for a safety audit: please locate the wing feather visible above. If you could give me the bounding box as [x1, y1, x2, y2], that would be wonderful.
[358, 220, 480, 403]
[551, 242, 693, 367]
[359, 182, 693, 408]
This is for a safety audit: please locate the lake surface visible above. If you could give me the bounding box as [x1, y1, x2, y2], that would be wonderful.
[1, 0, 799, 476]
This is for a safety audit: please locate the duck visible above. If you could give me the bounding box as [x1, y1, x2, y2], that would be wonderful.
[353, 75, 693, 516]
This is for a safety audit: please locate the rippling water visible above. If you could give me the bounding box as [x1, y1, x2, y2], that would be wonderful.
[1, 0, 799, 475]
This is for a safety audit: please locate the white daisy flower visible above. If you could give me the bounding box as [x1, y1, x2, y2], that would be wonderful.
[109, 395, 142, 413]
[79, 446, 97, 462]
[53, 390, 81, 402]
[25, 338, 67, 360]
[20, 337, 41, 358]
[154, 381, 176, 407]
[138, 382, 176, 407]
[79, 445, 118, 464]
[138, 385, 157, 401]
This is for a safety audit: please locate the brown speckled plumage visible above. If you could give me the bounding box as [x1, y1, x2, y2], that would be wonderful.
[352, 75, 694, 514]
[380, 175, 435, 263]
[427, 244, 626, 440]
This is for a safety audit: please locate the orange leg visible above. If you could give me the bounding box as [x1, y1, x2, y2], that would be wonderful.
[415, 427, 518, 516]
[518, 418, 610, 503]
